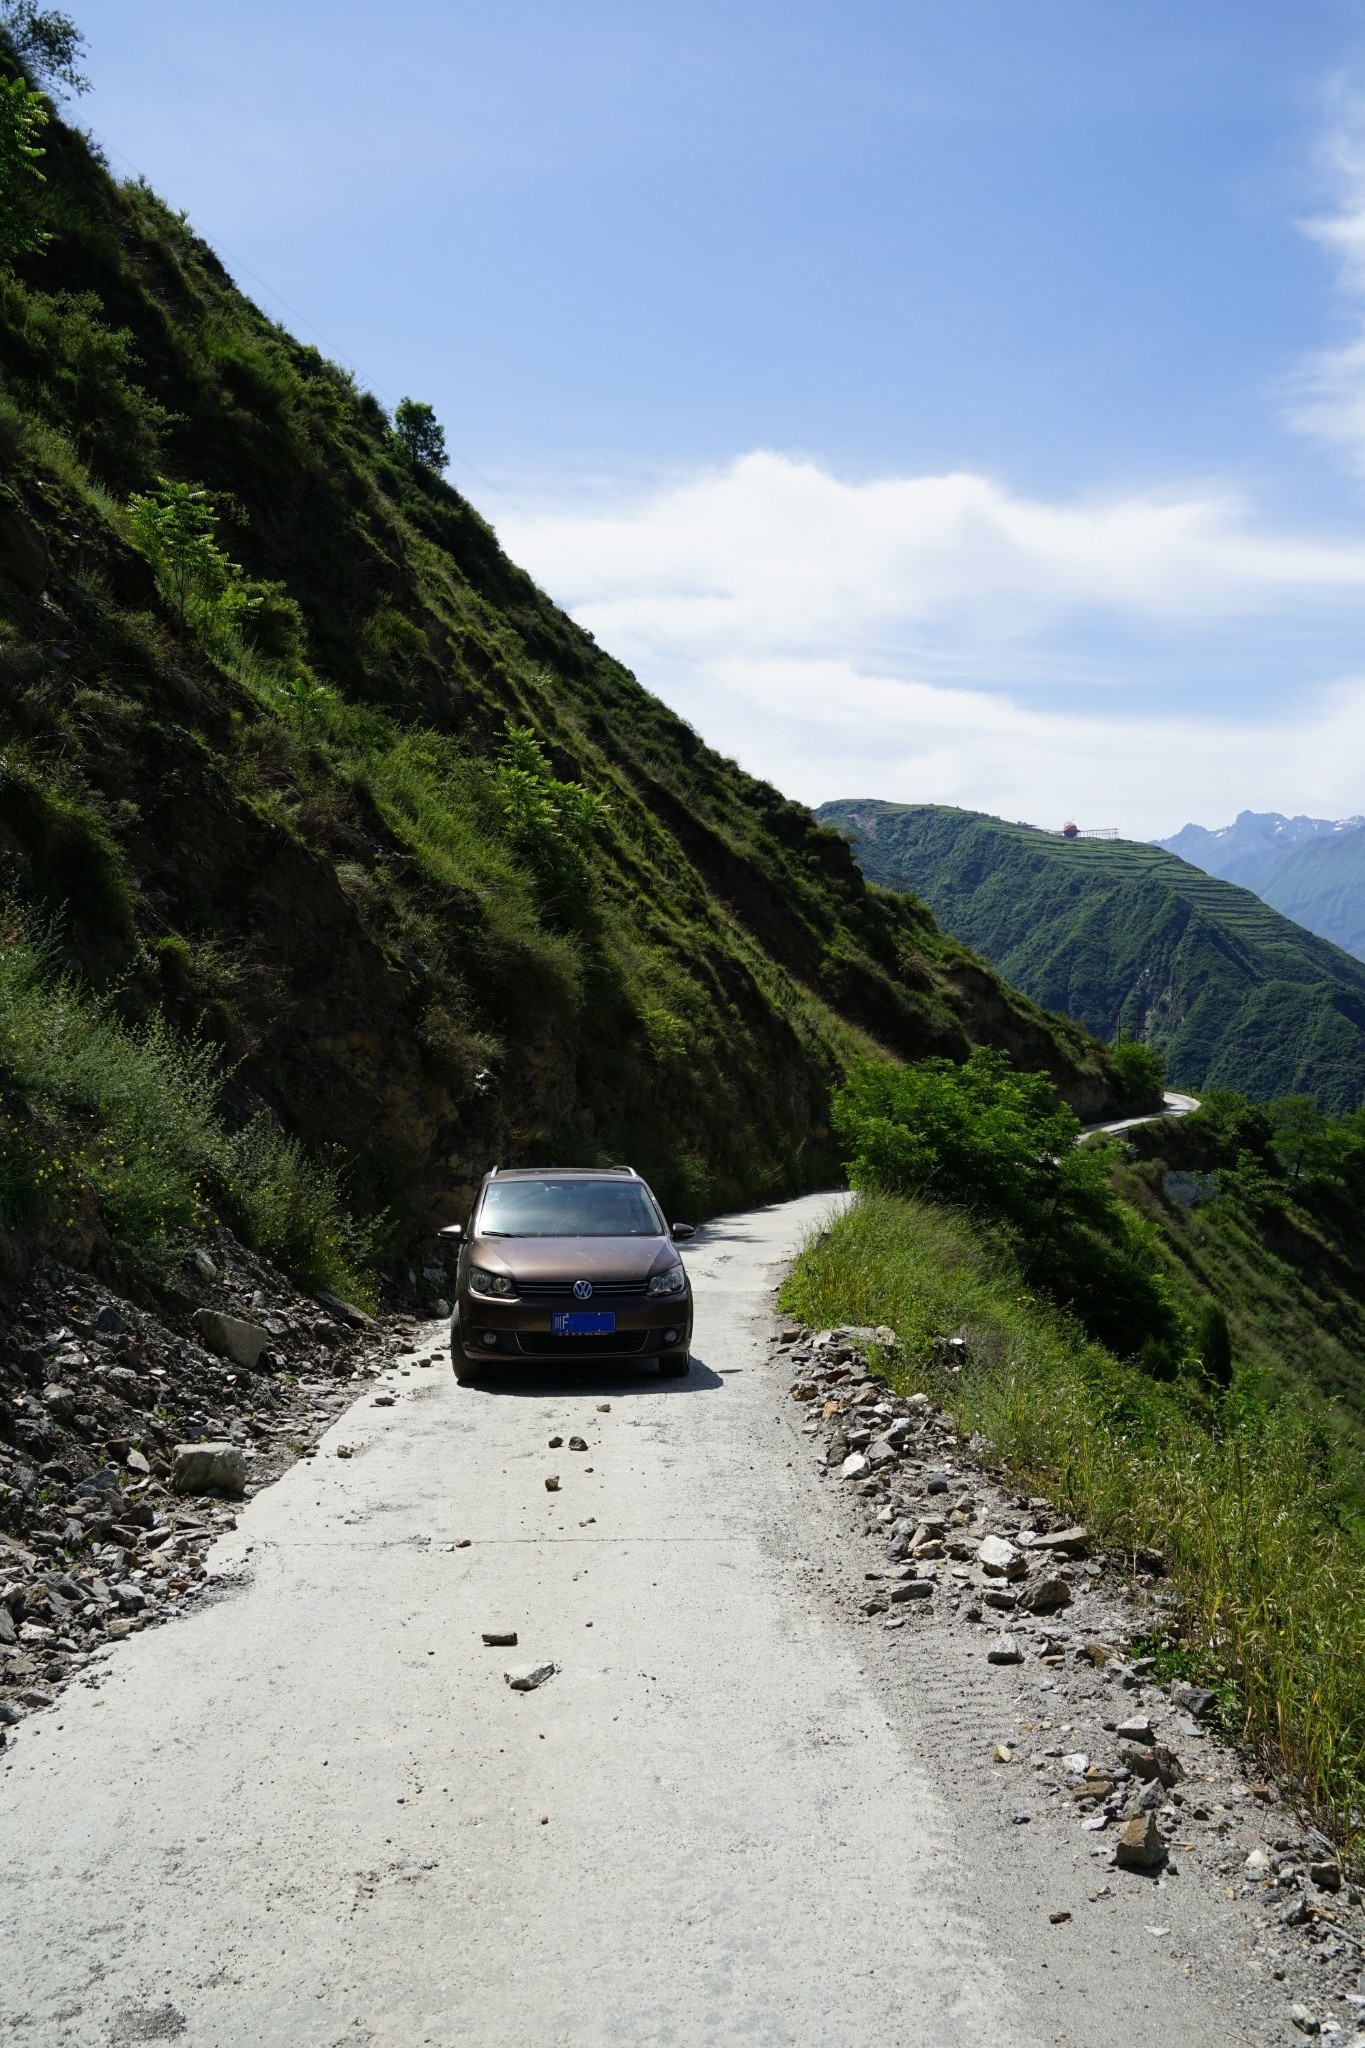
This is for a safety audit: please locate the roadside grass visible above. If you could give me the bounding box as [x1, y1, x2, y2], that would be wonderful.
[781, 1192, 1365, 1859]
[0, 919, 376, 1304]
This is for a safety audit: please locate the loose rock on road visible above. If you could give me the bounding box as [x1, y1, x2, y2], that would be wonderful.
[0, 1193, 1279, 2046]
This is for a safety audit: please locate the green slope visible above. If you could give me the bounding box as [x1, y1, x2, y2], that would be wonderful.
[1256, 829, 1365, 964]
[817, 800, 1365, 1110]
[0, 81, 1131, 1273]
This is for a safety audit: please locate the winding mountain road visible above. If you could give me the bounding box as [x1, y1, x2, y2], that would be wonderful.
[1082, 1089, 1201, 1141]
[2, 1188, 1256, 2048]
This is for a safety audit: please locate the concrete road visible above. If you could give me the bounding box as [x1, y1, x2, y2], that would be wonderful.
[1, 1192, 1244, 2048]
[1081, 1089, 1201, 1141]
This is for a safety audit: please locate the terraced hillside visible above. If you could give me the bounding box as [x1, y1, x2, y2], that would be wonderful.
[0, 77, 1134, 1285]
[818, 800, 1365, 1108]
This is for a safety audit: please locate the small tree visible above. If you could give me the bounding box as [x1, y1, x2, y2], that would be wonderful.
[393, 397, 447, 473]
[0, 4, 87, 96]
[1109, 1031, 1164, 1109]
[495, 724, 606, 907]
[1197, 1301, 1233, 1390]
[1270, 1095, 1330, 1182]
[127, 479, 258, 639]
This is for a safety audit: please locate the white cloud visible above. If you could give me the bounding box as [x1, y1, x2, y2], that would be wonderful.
[1289, 85, 1365, 470]
[508, 451, 1365, 654]
[493, 451, 1365, 836]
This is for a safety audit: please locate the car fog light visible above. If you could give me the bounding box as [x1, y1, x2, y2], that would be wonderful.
[481, 1331, 498, 1349]
[663, 1329, 679, 1346]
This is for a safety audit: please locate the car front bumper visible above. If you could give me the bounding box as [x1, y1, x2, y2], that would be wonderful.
[454, 1294, 692, 1362]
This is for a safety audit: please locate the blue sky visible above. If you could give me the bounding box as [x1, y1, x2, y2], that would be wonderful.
[76, 0, 1365, 833]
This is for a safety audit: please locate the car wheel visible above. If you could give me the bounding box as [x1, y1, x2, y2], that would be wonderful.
[452, 1360, 475, 1385]
[658, 1354, 689, 1377]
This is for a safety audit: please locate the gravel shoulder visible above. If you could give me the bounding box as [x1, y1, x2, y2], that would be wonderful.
[0, 1192, 1349, 2047]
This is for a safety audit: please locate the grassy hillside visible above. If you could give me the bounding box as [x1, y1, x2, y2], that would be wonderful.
[819, 800, 1365, 1110]
[0, 75, 1133, 1292]
[1256, 828, 1365, 965]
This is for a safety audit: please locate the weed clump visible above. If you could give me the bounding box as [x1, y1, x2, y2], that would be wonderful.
[0, 917, 373, 1302]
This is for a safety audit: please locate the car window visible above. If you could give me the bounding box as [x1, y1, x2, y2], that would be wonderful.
[479, 1179, 665, 1238]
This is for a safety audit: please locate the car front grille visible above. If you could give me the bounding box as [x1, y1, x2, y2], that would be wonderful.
[514, 1279, 651, 1300]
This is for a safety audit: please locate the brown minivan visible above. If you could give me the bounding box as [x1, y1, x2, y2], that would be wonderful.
[445, 1166, 694, 1383]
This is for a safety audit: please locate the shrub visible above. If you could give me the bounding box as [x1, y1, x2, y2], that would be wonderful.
[1198, 1300, 1233, 1389]
[832, 1049, 1180, 1359]
[1109, 1032, 1164, 1107]
[126, 479, 259, 641]
[222, 1116, 378, 1306]
[0, 69, 46, 256]
[495, 724, 606, 918]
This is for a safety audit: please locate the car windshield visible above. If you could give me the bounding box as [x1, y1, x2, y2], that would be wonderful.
[479, 1178, 665, 1238]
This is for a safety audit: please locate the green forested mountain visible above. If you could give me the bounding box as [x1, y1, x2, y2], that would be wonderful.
[0, 75, 1137, 1282]
[818, 800, 1365, 1109]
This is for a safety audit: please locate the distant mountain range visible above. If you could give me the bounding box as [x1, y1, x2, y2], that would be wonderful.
[817, 800, 1365, 1110]
[1157, 811, 1365, 961]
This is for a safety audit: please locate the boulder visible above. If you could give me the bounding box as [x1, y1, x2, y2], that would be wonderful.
[978, 1534, 1026, 1579]
[171, 1441, 247, 1496]
[1119, 1742, 1184, 1787]
[1170, 1680, 1216, 1719]
[1020, 1576, 1073, 1613]
[192, 1310, 270, 1370]
[315, 1291, 375, 1331]
[1115, 1811, 1164, 1872]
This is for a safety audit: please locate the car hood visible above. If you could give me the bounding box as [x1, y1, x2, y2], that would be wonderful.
[468, 1235, 679, 1282]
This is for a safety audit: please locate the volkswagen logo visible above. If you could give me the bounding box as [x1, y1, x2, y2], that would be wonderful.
[573, 1279, 593, 1301]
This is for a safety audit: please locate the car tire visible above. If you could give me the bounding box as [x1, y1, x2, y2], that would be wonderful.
[452, 1360, 475, 1385]
[658, 1354, 690, 1377]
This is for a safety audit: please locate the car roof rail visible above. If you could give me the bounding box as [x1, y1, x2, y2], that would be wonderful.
[487, 1164, 499, 1177]
[608, 1164, 637, 1176]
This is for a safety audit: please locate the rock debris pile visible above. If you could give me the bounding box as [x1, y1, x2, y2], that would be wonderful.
[782, 1320, 1365, 2043]
[0, 1230, 400, 1734]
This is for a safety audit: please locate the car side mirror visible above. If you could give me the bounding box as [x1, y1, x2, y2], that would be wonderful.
[671, 1222, 695, 1241]
[439, 1223, 464, 1240]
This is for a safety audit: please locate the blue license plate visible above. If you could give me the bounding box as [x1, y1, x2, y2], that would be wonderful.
[552, 1311, 616, 1336]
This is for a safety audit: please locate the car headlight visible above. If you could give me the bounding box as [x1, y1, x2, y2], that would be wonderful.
[646, 1264, 687, 1297]
[468, 1266, 517, 1298]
